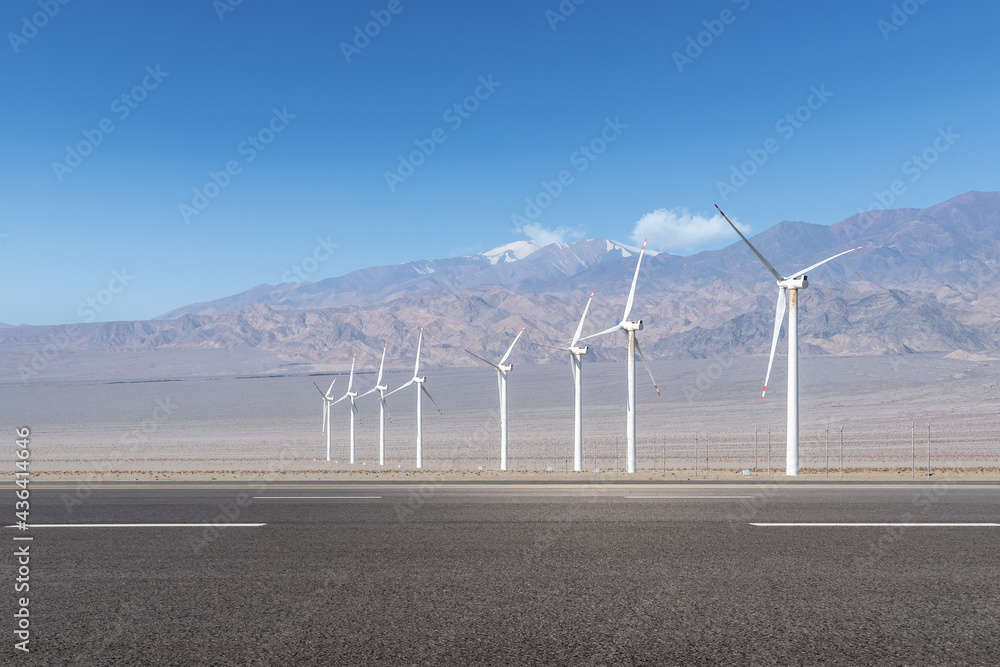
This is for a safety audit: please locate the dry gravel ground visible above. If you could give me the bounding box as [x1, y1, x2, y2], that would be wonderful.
[3, 349, 1000, 481]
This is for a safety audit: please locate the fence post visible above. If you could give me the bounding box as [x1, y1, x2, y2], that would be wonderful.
[754, 427, 758, 476]
[826, 427, 830, 478]
[927, 422, 931, 479]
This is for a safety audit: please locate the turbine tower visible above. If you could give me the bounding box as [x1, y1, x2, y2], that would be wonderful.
[386, 329, 439, 469]
[359, 342, 390, 466]
[582, 241, 659, 474]
[330, 354, 360, 464]
[716, 205, 861, 476]
[313, 378, 336, 461]
[543, 291, 594, 472]
[465, 326, 526, 471]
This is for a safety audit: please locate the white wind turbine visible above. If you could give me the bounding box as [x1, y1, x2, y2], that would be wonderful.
[465, 326, 526, 471]
[330, 354, 360, 464]
[544, 291, 594, 472]
[582, 240, 660, 474]
[358, 342, 390, 466]
[716, 204, 861, 476]
[386, 328, 440, 469]
[312, 378, 337, 461]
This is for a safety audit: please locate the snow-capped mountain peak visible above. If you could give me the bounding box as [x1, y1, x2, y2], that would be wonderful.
[606, 239, 660, 257]
[478, 240, 545, 264]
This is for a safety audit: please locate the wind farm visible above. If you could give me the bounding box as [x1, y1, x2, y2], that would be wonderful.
[6, 2, 1000, 663]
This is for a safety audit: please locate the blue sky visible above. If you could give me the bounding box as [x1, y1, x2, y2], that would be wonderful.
[2, 0, 997, 325]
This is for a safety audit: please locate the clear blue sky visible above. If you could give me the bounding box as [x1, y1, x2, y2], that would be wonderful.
[2, 0, 997, 325]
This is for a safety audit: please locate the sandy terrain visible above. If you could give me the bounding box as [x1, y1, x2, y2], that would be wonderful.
[4, 348, 1000, 481]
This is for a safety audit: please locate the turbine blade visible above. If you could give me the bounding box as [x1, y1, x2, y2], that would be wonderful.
[571, 291, 595, 347]
[762, 288, 787, 402]
[580, 323, 623, 341]
[788, 246, 863, 280]
[634, 336, 660, 396]
[622, 239, 647, 322]
[538, 343, 573, 352]
[498, 327, 526, 365]
[715, 205, 784, 282]
[313, 382, 328, 398]
[347, 354, 356, 392]
[465, 349, 501, 371]
[376, 341, 387, 385]
[325, 378, 337, 398]
[359, 386, 377, 398]
[331, 394, 348, 406]
[381, 396, 392, 424]
[421, 384, 442, 413]
[385, 379, 414, 398]
[414, 328, 424, 376]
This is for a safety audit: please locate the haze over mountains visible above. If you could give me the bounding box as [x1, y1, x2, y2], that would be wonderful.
[4, 191, 999, 372]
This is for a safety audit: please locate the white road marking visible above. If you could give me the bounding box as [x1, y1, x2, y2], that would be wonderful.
[626, 495, 754, 499]
[7, 523, 266, 528]
[253, 496, 382, 500]
[751, 523, 1000, 527]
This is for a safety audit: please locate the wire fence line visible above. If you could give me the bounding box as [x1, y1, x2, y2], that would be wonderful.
[337, 420, 999, 475]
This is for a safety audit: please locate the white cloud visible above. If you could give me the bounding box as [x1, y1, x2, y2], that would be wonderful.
[517, 222, 583, 246]
[630, 207, 751, 253]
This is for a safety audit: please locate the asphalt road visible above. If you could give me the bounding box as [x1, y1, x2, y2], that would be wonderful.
[5, 482, 999, 665]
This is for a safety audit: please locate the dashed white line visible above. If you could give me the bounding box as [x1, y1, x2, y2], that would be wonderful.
[7, 523, 266, 528]
[252, 496, 382, 500]
[626, 495, 754, 499]
[751, 523, 1000, 527]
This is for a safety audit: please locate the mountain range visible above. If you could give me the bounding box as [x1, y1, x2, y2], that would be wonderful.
[4, 191, 999, 372]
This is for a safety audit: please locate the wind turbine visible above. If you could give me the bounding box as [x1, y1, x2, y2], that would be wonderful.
[715, 204, 861, 476]
[358, 342, 390, 466]
[330, 354, 360, 464]
[582, 240, 660, 474]
[464, 326, 526, 471]
[386, 328, 440, 469]
[544, 291, 594, 472]
[312, 378, 336, 461]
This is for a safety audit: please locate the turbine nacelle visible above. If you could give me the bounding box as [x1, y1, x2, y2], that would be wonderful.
[375, 384, 388, 393]
[498, 363, 513, 373]
[569, 345, 589, 357]
[778, 277, 808, 290]
[622, 320, 643, 332]
[414, 376, 426, 384]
